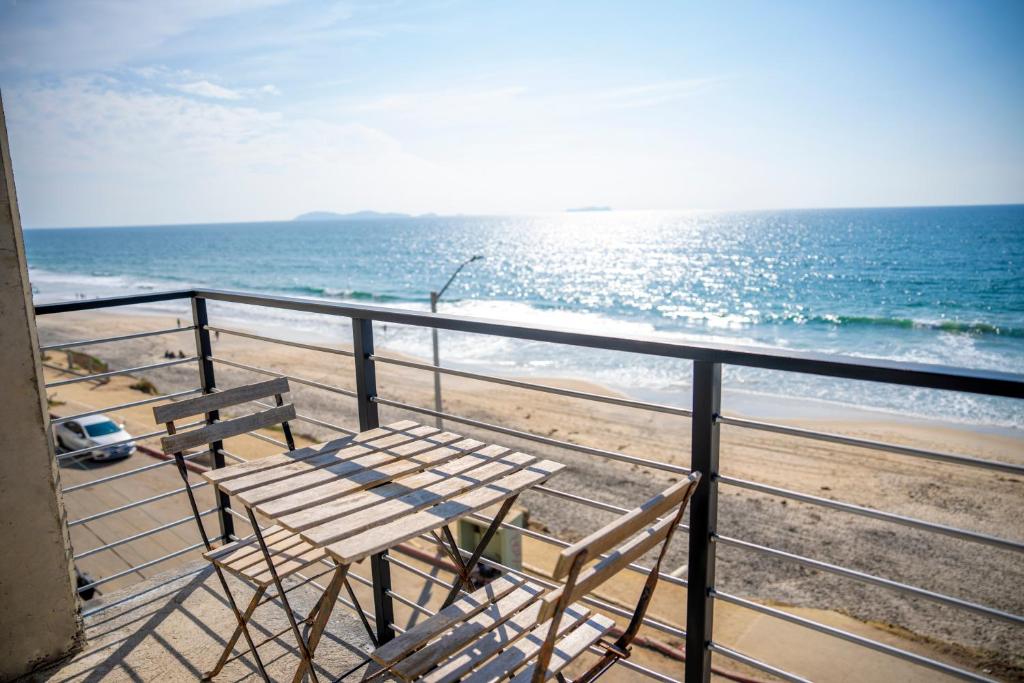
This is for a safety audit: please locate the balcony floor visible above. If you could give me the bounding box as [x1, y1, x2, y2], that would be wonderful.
[27, 561, 374, 682]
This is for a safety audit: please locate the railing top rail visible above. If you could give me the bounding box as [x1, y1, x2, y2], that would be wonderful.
[34, 287, 1024, 398]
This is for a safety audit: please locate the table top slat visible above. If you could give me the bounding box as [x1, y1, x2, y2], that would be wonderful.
[277, 444, 512, 532]
[301, 451, 536, 547]
[325, 460, 565, 565]
[217, 426, 447, 497]
[253, 438, 486, 517]
[234, 431, 464, 506]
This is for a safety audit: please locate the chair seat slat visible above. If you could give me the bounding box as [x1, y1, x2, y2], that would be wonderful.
[372, 575, 528, 667]
[390, 583, 547, 680]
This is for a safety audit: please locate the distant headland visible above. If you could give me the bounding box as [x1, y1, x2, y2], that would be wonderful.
[294, 210, 417, 221]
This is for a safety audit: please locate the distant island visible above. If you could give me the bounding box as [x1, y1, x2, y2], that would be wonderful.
[566, 206, 612, 212]
[294, 210, 413, 221]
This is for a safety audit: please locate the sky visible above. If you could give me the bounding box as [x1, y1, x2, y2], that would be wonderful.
[1, 1, 1022, 228]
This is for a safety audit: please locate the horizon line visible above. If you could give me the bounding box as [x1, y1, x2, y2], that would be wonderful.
[22, 201, 1024, 230]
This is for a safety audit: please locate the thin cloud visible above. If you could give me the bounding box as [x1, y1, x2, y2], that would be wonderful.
[596, 78, 725, 109]
[174, 80, 243, 100]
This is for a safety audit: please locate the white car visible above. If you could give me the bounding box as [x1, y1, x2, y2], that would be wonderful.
[54, 414, 136, 460]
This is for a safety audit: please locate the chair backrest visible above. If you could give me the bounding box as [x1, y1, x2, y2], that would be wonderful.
[537, 471, 701, 624]
[154, 377, 296, 455]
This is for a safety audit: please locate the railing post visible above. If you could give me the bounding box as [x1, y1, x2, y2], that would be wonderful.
[351, 317, 395, 645]
[685, 360, 721, 683]
[191, 295, 234, 543]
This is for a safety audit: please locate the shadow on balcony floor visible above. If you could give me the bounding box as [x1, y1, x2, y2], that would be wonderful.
[27, 561, 374, 682]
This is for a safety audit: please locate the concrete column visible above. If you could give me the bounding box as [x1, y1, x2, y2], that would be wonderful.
[0, 92, 83, 677]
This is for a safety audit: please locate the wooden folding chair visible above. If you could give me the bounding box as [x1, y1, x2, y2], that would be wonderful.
[365, 471, 701, 682]
[153, 377, 353, 682]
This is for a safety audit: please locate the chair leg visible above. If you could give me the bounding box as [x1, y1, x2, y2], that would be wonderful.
[210, 564, 272, 682]
[247, 507, 320, 683]
[291, 565, 347, 683]
[206, 584, 267, 679]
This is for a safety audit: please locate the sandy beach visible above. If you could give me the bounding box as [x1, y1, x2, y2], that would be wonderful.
[36, 308, 1024, 680]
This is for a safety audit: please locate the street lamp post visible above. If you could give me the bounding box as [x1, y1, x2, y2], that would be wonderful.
[430, 255, 483, 428]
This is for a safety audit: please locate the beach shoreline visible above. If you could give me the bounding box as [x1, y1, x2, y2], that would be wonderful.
[44, 296, 1024, 438]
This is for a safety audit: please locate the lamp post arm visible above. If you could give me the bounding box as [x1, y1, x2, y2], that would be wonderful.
[436, 259, 472, 301]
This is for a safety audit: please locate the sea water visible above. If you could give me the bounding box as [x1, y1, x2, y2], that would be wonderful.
[24, 205, 1024, 430]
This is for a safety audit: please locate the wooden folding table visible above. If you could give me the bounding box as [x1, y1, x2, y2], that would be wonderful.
[202, 420, 565, 682]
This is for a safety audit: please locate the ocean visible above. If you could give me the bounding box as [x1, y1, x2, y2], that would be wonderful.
[25, 205, 1024, 431]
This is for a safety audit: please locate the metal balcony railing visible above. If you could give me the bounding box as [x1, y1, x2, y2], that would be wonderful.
[34, 288, 1024, 683]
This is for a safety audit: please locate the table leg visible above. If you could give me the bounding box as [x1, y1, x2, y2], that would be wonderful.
[291, 564, 347, 683]
[439, 495, 519, 608]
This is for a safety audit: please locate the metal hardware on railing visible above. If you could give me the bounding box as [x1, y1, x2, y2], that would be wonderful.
[74, 509, 217, 560]
[51, 388, 202, 425]
[206, 325, 355, 357]
[715, 534, 1024, 626]
[707, 642, 813, 683]
[193, 297, 234, 544]
[45, 356, 197, 388]
[208, 355, 357, 397]
[33, 289, 1024, 683]
[686, 360, 721, 683]
[56, 419, 204, 462]
[372, 396, 691, 476]
[68, 481, 209, 527]
[244, 430, 288, 448]
[40, 325, 196, 352]
[716, 475, 1024, 552]
[712, 590, 994, 682]
[717, 414, 1024, 475]
[63, 449, 212, 493]
[351, 316, 395, 646]
[77, 540, 207, 594]
[370, 353, 693, 417]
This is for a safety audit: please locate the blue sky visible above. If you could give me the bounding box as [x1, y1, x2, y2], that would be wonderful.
[1, 0, 1022, 228]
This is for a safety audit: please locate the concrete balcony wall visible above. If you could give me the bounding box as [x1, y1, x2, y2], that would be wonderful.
[0, 93, 83, 679]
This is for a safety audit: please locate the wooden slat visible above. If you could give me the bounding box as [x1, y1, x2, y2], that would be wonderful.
[553, 473, 700, 579]
[435, 603, 591, 683]
[506, 614, 616, 683]
[160, 404, 296, 454]
[202, 420, 419, 484]
[326, 460, 565, 565]
[539, 513, 677, 623]
[253, 438, 485, 517]
[277, 445, 511, 532]
[235, 432, 464, 507]
[216, 426, 442, 496]
[372, 575, 528, 667]
[390, 583, 547, 680]
[249, 544, 328, 585]
[301, 451, 537, 547]
[153, 378, 289, 424]
[204, 526, 291, 564]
